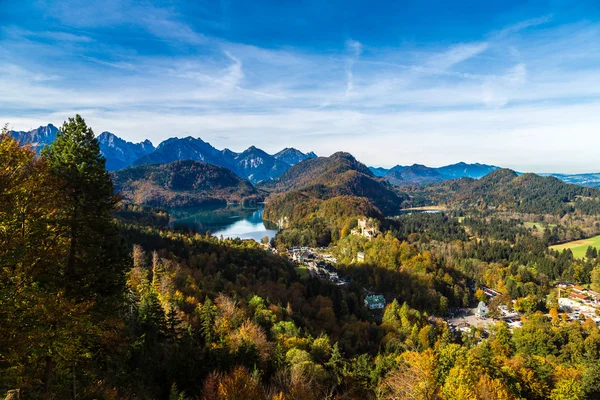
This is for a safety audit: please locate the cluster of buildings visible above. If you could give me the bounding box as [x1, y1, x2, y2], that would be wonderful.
[555, 282, 600, 322]
[557, 282, 600, 306]
[557, 297, 598, 321]
[308, 261, 350, 286]
[288, 247, 337, 264]
[287, 247, 348, 286]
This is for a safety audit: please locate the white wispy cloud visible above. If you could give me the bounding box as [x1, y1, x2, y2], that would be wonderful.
[3, 9, 600, 173]
[345, 39, 362, 97]
[427, 42, 489, 70]
[38, 0, 207, 45]
[494, 15, 553, 38]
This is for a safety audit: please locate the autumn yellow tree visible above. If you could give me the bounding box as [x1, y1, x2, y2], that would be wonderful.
[0, 129, 94, 395]
[381, 349, 439, 399]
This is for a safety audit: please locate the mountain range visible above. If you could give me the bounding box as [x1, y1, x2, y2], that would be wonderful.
[369, 162, 500, 186]
[9, 124, 600, 189]
[98, 132, 156, 171]
[10, 125, 317, 184]
[9, 124, 60, 153]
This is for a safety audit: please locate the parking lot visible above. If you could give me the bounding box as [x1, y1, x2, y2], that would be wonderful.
[447, 308, 498, 332]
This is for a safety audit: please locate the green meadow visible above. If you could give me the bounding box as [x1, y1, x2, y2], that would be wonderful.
[550, 235, 600, 259]
[294, 265, 310, 278]
[524, 221, 557, 230]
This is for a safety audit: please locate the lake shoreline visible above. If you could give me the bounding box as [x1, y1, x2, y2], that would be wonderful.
[168, 205, 279, 242]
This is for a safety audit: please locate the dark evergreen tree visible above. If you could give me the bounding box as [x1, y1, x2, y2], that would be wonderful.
[40, 115, 131, 394]
[586, 246, 598, 260]
[42, 114, 130, 309]
[200, 297, 217, 343]
[326, 342, 346, 385]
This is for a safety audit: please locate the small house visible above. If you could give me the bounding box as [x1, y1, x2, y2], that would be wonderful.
[364, 295, 386, 310]
[475, 301, 488, 317]
[572, 285, 585, 294]
[570, 292, 588, 301]
[357, 251, 366, 263]
[556, 281, 573, 289]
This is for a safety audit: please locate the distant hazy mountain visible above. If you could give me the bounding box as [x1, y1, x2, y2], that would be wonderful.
[274, 147, 317, 166]
[112, 160, 263, 208]
[437, 162, 499, 179]
[9, 124, 59, 153]
[390, 164, 446, 186]
[131, 137, 316, 184]
[133, 139, 311, 183]
[368, 166, 389, 177]
[22, 124, 600, 191]
[132, 136, 225, 167]
[388, 165, 407, 174]
[13, 125, 320, 184]
[97, 132, 155, 171]
[547, 173, 600, 189]
[220, 148, 239, 166]
[370, 162, 500, 186]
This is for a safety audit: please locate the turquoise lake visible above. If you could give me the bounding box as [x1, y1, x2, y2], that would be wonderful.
[168, 205, 278, 242]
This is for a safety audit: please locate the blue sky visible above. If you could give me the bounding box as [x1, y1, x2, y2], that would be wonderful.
[2, 0, 600, 172]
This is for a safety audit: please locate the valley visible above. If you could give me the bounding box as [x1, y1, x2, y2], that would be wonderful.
[6, 2, 600, 399]
[6, 119, 600, 399]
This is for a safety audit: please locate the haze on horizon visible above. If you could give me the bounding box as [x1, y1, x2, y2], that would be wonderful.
[2, 0, 600, 173]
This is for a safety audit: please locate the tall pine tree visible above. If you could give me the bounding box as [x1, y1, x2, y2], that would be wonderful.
[41, 114, 130, 310]
[40, 115, 131, 396]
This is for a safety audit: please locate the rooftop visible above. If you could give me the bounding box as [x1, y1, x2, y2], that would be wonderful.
[365, 295, 385, 305]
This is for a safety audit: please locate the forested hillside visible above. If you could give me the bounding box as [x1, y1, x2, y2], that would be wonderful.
[112, 160, 264, 208]
[263, 152, 405, 216]
[262, 152, 406, 247]
[264, 152, 376, 192]
[412, 168, 600, 215]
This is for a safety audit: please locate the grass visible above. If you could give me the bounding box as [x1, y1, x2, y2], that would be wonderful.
[402, 205, 447, 211]
[524, 221, 557, 230]
[295, 265, 310, 278]
[550, 235, 600, 259]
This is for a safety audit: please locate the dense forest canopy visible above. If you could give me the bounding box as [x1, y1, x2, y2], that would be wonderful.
[262, 152, 406, 216]
[112, 160, 264, 208]
[409, 168, 600, 215]
[3, 117, 600, 399]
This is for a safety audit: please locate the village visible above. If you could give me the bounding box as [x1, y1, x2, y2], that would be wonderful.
[446, 282, 600, 337]
[286, 247, 350, 286]
[264, 217, 600, 338]
[556, 281, 600, 321]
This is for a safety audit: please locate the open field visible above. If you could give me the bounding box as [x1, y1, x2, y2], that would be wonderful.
[295, 265, 310, 278]
[402, 205, 448, 211]
[524, 221, 557, 230]
[550, 235, 600, 259]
